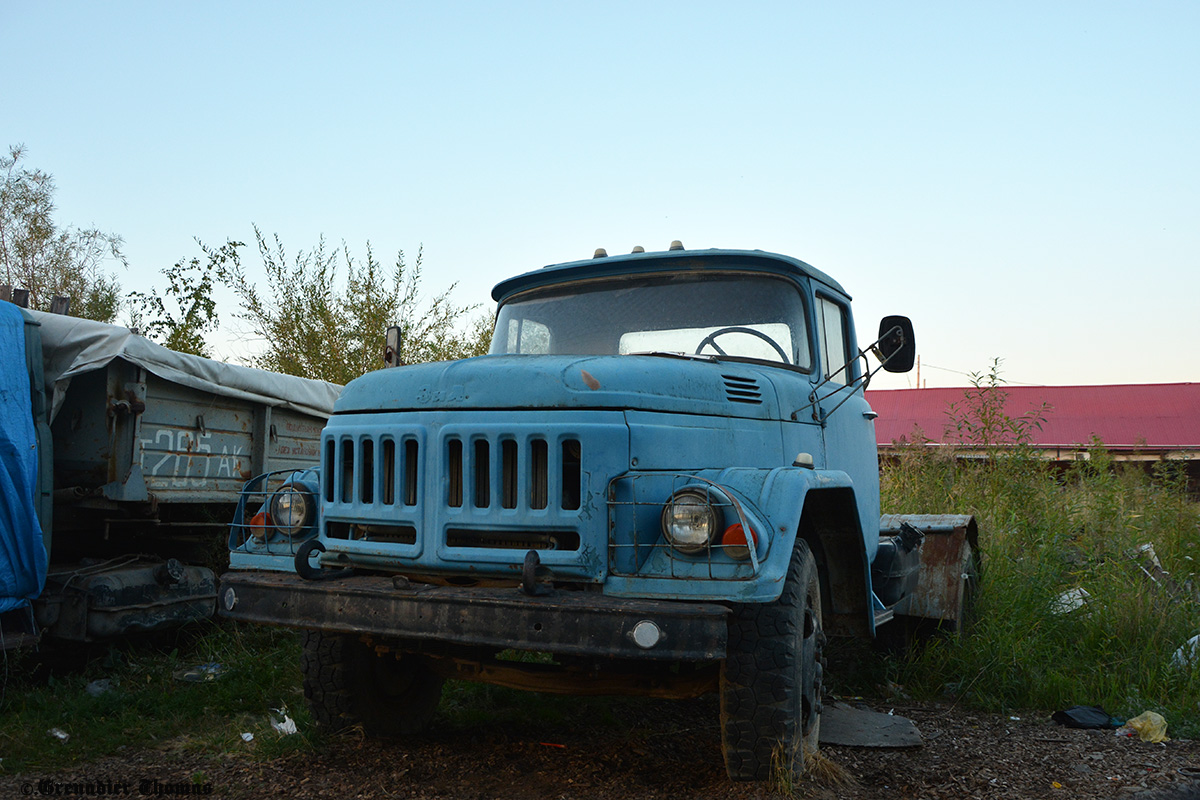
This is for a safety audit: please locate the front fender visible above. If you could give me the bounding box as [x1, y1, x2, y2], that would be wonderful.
[605, 466, 863, 604]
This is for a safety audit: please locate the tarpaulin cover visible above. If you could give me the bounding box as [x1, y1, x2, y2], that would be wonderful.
[30, 307, 341, 423]
[0, 302, 48, 613]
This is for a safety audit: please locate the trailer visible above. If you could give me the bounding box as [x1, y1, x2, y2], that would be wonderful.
[0, 300, 338, 647]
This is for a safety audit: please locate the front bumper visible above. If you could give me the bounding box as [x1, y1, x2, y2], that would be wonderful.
[219, 570, 729, 661]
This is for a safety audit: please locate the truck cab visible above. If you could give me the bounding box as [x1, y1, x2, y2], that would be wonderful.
[221, 244, 975, 781]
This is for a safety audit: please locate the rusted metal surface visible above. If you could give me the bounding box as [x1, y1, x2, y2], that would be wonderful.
[220, 570, 729, 661]
[34, 558, 217, 641]
[423, 653, 719, 698]
[51, 362, 327, 511]
[880, 514, 979, 628]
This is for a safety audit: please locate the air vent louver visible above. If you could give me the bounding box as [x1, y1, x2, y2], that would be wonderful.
[723, 375, 763, 405]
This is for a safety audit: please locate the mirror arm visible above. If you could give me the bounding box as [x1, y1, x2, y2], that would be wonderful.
[792, 325, 905, 423]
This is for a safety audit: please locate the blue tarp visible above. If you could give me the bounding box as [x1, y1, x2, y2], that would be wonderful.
[0, 301, 47, 613]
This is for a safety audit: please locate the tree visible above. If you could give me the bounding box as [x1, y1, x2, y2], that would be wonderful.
[218, 227, 490, 384]
[0, 144, 125, 321]
[129, 240, 238, 357]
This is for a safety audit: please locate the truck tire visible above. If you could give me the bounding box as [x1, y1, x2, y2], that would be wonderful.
[301, 630, 444, 736]
[720, 538, 825, 781]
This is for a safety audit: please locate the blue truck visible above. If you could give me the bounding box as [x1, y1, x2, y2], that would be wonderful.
[219, 243, 977, 780]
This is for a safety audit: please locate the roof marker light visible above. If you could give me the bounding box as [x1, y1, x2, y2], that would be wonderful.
[669, 240, 684, 251]
[632, 246, 645, 253]
[593, 248, 608, 258]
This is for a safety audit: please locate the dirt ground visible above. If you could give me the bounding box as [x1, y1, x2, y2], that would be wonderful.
[9, 696, 1200, 800]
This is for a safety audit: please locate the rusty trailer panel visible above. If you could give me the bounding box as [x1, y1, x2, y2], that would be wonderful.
[880, 514, 979, 629]
[52, 367, 329, 508]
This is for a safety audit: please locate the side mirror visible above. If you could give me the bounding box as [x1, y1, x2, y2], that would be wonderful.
[876, 315, 915, 373]
[383, 325, 403, 368]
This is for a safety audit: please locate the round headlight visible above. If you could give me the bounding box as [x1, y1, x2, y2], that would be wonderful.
[660, 490, 719, 554]
[271, 484, 314, 537]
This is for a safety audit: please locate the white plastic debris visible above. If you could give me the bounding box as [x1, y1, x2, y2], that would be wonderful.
[241, 732, 254, 742]
[173, 663, 224, 682]
[270, 708, 298, 735]
[1172, 634, 1200, 669]
[85, 679, 113, 697]
[1050, 587, 1091, 615]
[47, 728, 70, 742]
[1131, 543, 1164, 570]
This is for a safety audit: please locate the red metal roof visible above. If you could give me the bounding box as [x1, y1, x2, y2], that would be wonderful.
[864, 383, 1200, 450]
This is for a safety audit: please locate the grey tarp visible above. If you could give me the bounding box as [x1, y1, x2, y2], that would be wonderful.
[30, 309, 341, 423]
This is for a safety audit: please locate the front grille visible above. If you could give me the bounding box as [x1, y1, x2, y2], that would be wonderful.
[325, 436, 420, 507]
[446, 528, 580, 551]
[442, 435, 582, 512]
[327, 522, 417, 544]
[322, 429, 587, 551]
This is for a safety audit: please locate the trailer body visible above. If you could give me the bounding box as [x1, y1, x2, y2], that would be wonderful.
[0, 302, 337, 645]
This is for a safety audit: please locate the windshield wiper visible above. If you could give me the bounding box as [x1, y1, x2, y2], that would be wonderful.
[625, 351, 717, 362]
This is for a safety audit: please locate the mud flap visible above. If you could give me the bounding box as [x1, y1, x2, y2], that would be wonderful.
[879, 514, 979, 632]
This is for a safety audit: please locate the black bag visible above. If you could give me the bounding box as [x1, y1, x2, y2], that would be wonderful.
[1051, 705, 1121, 729]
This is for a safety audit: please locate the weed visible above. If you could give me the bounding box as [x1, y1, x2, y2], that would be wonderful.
[768, 738, 801, 796]
[879, 363, 1200, 732]
[767, 737, 855, 797]
[804, 749, 856, 789]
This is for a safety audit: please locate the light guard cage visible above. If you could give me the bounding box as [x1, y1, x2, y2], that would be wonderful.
[607, 472, 763, 580]
[228, 469, 319, 558]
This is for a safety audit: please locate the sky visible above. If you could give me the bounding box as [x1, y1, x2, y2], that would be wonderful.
[3, 1, 1198, 389]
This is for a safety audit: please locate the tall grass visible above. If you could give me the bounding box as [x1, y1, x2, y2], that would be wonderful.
[881, 363, 1200, 734]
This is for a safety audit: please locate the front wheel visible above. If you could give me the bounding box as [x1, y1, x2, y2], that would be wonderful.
[301, 630, 444, 736]
[720, 538, 825, 781]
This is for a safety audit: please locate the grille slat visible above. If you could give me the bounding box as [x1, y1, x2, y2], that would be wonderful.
[531, 440, 549, 510]
[447, 439, 463, 507]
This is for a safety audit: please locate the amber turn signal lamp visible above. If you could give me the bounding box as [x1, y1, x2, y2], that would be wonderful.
[721, 523, 757, 560]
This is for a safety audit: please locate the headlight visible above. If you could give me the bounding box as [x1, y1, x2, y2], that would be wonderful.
[270, 483, 314, 538]
[660, 489, 719, 554]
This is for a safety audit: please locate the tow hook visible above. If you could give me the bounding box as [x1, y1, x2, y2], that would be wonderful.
[520, 550, 553, 597]
[294, 539, 353, 581]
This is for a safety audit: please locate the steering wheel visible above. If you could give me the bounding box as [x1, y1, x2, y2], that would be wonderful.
[695, 326, 790, 364]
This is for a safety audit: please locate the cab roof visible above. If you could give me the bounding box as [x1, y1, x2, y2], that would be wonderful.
[491, 247, 850, 303]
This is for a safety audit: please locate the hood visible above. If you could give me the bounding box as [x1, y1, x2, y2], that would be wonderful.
[334, 354, 786, 419]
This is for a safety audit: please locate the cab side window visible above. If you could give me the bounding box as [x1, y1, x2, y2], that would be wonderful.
[816, 296, 850, 384]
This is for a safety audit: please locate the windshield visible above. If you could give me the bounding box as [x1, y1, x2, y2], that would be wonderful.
[490, 272, 811, 369]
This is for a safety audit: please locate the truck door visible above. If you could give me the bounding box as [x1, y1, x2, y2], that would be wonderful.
[813, 294, 881, 556]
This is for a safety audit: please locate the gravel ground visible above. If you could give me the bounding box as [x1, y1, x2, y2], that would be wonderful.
[9, 697, 1200, 799]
